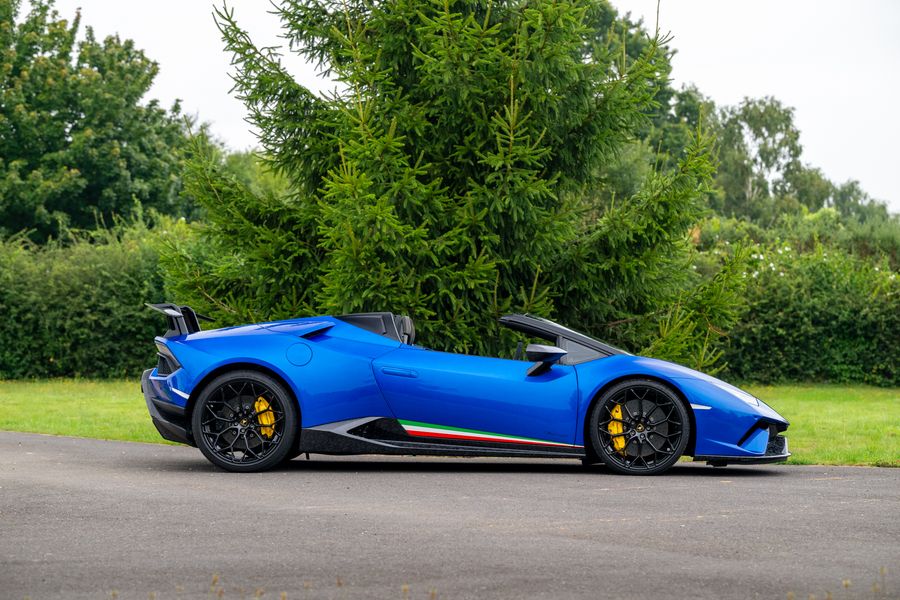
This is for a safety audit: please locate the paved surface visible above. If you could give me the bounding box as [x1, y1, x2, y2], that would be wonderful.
[0, 432, 898, 600]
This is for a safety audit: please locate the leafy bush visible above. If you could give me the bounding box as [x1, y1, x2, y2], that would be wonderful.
[723, 244, 899, 386]
[780, 209, 900, 270]
[698, 210, 900, 270]
[0, 224, 165, 378]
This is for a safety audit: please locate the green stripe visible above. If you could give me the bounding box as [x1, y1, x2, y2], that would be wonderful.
[398, 419, 554, 444]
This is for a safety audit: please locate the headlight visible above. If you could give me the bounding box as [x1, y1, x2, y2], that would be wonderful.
[710, 379, 759, 406]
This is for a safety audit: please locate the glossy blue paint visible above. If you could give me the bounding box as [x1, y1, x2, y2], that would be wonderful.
[373, 346, 579, 445]
[144, 370, 183, 408]
[146, 313, 789, 460]
[741, 426, 770, 454]
[150, 317, 401, 427]
[285, 342, 313, 366]
[665, 375, 782, 457]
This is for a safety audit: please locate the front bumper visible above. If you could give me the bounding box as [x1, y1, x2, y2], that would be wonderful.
[141, 369, 193, 446]
[695, 433, 790, 466]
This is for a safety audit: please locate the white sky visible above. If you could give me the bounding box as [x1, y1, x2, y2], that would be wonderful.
[50, 0, 900, 212]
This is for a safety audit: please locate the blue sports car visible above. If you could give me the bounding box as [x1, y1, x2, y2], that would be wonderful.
[141, 304, 790, 474]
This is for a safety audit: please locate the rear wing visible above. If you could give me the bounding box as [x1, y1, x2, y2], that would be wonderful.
[146, 303, 214, 338]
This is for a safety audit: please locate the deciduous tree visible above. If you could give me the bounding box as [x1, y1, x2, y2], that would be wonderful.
[0, 0, 188, 240]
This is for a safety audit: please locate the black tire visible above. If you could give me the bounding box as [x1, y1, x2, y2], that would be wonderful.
[191, 370, 298, 472]
[588, 379, 690, 476]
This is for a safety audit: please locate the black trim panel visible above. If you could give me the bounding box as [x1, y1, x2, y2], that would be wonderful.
[336, 313, 401, 342]
[695, 435, 790, 466]
[297, 417, 586, 459]
[695, 453, 790, 466]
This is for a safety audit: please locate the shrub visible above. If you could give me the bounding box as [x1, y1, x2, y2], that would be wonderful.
[0, 224, 165, 378]
[723, 244, 899, 386]
[698, 210, 900, 270]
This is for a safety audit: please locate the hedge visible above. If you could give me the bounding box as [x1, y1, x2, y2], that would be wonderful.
[0, 227, 165, 379]
[723, 245, 899, 386]
[1, 225, 896, 386]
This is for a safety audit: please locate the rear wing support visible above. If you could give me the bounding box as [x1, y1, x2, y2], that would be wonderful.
[146, 303, 214, 338]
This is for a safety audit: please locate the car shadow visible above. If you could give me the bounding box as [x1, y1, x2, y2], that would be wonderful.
[270, 456, 785, 478]
[141, 454, 786, 477]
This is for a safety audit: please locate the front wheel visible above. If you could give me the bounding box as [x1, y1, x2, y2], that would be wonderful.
[191, 370, 298, 472]
[588, 379, 690, 475]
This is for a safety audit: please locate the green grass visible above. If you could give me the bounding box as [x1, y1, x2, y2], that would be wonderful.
[0, 379, 897, 466]
[0, 379, 171, 445]
[745, 384, 899, 467]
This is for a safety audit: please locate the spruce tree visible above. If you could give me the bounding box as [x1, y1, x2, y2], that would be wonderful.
[163, 0, 745, 368]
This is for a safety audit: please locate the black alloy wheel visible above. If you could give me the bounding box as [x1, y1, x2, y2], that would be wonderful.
[191, 370, 298, 472]
[588, 379, 690, 475]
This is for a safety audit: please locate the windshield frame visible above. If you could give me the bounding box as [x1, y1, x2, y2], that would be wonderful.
[498, 314, 629, 362]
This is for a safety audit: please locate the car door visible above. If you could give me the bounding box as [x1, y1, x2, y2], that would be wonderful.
[372, 345, 579, 447]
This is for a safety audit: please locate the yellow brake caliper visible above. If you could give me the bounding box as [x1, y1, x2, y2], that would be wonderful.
[254, 396, 275, 439]
[608, 404, 626, 454]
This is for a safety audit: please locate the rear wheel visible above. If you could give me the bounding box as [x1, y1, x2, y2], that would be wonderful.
[191, 370, 298, 472]
[588, 379, 689, 475]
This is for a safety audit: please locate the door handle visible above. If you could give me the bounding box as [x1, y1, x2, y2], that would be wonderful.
[380, 366, 418, 378]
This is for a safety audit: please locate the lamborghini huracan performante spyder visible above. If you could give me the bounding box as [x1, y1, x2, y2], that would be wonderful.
[141, 305, 790, 474]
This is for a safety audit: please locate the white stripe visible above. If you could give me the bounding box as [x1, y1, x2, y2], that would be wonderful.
[404, 424, 534, 442]
[170, 388, 190, 400]
[690, 403, 712, 411]
[402, 424, 580, 447]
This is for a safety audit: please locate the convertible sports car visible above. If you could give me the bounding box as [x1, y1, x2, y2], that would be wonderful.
[141, 305, 790, 474]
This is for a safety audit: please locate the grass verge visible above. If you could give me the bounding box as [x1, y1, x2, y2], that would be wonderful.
[0, 379, 172, 445]
[0, 379, 896, 465]
[746, 383, 898, 467]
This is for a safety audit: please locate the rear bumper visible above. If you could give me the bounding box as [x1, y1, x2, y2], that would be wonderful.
[141, 369, 193, 446]
[695, 434, 790, 466]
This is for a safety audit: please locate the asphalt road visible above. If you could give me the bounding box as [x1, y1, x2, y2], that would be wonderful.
[1, 432, 898, 600]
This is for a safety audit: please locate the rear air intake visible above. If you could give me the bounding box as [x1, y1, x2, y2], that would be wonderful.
[156, 353, 178, 376]
[154, 342, 181, 376]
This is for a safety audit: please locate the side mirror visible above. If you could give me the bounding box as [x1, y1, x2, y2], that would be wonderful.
[525, 344, 567, 376]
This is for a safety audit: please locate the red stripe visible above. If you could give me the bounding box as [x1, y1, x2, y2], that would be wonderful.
[406, 429, 559, 446]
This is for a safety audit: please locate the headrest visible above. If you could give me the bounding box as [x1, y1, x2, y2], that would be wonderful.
[396, 315, 415, 345]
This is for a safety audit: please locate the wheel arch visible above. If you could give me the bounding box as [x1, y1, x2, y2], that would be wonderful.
[184, 361, 302, 443]
[582, 374, 697, 459]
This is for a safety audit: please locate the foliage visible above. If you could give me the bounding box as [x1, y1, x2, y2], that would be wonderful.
[723, 244, 899, 386]
[0, 222, 165, 378]
[162, 0, 744, 369]
[552, 138, 749, 372]
[649, 89, 897, 229]
[220, 150, 291, 199]
[715, 97, 802, 222]
[698, 210, 900, 271]
[2, 0, 890, 387]
[0, 0, 189, 241]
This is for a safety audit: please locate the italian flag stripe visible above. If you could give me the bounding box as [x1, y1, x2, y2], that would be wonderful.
[399, 420, 582, 448]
